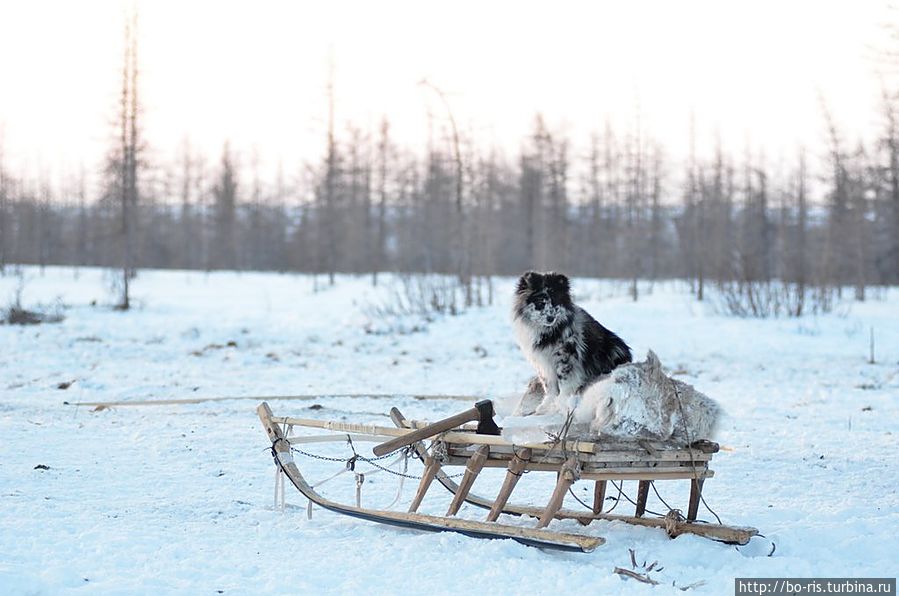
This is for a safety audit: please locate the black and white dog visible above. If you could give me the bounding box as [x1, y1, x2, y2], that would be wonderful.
[512, 271, 632, 415]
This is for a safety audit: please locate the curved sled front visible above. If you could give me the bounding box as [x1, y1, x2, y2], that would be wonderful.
[258, 402, 603, 553]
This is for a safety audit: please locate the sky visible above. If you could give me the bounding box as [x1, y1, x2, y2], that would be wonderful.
[0, 0, 894, 194]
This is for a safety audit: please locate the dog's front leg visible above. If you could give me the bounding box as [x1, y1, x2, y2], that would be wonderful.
[553, 341, 577, 383]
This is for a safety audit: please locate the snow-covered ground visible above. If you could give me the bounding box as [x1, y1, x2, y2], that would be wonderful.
[1, 267, 897, 594]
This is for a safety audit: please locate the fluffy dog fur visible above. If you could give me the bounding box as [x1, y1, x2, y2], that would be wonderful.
[512, 271, 632, 415]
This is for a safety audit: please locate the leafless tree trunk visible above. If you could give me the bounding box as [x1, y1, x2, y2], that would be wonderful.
[323, 59, 339, 286]
[624, 114, 644, 301]
[114, 8, 141, 310]
[795, 149, 808, 314]
[178, 137, 195, 270]
[880, 87, 899, 283]
[372, 118, 391, 286]
[75, 166, 88, 277]
[649, 143, 664, 284]
[212, 142, 238, 270]
[419, 79, 470, 303]
[0, 131, 8, 276]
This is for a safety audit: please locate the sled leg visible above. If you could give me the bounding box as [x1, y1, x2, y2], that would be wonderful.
[409, 456, 441, 513]
[486, 448, 531, 522]
[687, 478, 705, 521]
[593, 480, 607, 514]
[635, 481, 650, 517]
[537, 456, 579, 529]
[447, 445, 490, 516]
[575, 479, 609, 527]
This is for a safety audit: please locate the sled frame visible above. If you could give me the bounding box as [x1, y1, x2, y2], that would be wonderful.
[258, 402, 603, 552]
[258, 401, 758, 550]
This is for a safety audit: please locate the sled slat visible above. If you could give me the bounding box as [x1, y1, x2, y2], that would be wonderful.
[446, 443, 712, 463]
[286, 433, 384, 444]
[277, 416, 596, 454]
[440, 457, 713, 480]
[280, 416, 716, 462]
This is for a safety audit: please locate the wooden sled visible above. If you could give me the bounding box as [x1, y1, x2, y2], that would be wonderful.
[258, 400, 757, 551]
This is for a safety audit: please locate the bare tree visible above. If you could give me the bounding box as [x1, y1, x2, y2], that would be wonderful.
[177, 137, 196, 270]
[114, 8, 141, 310]
[879, 86, 899, 282]
[322, 58, 339, 285]
[372, 117, 392, 286]
[74, 165, 88, 276]
[211, 142, 238, 270]
[0, 129, 8, 275]
[419, 79, 470, 302]
[648, 143, 664, 284]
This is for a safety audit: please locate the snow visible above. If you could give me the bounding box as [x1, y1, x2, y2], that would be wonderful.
[1, 267, 897, 594]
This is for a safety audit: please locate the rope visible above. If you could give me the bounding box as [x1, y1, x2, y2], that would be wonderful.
[522, 407, 576, 476]
[355, 473, 364, 507]
[604, 479, 624, 513]
[609, 480, 666, 517]
[567, 486, 593, 510]
[311, 466, 350, 488]
[384, 450, 410, 510]
[650, 480, 676, 512]
[273, 467, 282, 510]
[671, 381, 724, 525]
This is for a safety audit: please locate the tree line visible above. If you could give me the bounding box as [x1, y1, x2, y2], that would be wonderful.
[1, 18, 898, 314]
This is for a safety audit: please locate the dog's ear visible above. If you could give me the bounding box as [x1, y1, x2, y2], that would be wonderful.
[517, 271, 540, 293]
[546, 272, 570, 296]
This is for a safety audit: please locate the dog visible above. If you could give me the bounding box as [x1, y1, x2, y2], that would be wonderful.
[512, 271, 632, 415]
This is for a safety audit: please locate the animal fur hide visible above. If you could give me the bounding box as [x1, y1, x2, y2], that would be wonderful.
[503, 350, 720, 446]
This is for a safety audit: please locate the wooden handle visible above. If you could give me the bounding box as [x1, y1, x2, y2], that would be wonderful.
[372, 407, 479, 456]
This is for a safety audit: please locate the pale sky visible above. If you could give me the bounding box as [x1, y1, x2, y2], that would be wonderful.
[0, 0, 893, 193]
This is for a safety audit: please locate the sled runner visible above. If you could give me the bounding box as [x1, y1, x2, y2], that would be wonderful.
[258, 399, 757, 551]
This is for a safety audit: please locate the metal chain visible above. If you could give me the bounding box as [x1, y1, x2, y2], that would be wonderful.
[289, 444, 464, 480]
[289, 445, 397, 463]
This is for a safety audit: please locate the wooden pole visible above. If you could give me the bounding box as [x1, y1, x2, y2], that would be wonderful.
[687, 478, 705, 521]
[537, 456, 579, 528]
[374, 402, 491, 456]
[592, 480, 607, 515]
[408, 456, 441, 513]
[486, 448, 531, 522]
[68, 393, 476, 408]
[446, 445, 489, 516]
[635, 480, 650, 517]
